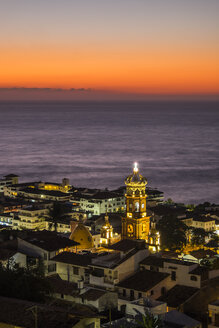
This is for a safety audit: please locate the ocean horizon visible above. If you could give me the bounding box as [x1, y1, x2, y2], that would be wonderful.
[0, 100, 218, 204]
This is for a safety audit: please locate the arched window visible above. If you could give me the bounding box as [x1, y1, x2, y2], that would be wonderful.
[135, 202, 139, 212]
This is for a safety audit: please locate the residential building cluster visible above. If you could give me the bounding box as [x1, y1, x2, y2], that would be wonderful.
[0, 164, 218, 328]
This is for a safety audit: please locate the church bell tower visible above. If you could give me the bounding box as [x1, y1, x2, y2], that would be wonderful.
[122, 163, 150, 241]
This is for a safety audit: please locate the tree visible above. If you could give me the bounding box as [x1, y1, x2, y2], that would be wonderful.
[0, 259, 51, 302]
[193, 202, 211, 212]
[49, 202, 69, 231]
[137, 313, 163, 328]
[200, 257, 219, 270]
[191, 228, 208, 246]
[211, 258, 219, 270]
[200, 258, 211, 268]
[119, 313, 163, 328]
[206, 233, 219, 252]
[186, 204, 195, 211]
[208, 230, 218, 241]
[157, 215, 187, 250]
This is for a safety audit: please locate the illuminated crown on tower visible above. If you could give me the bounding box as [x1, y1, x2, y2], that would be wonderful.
[125, 162, 147, 199]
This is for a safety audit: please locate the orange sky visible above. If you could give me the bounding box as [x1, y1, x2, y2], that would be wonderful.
[1, 0, 219, 98]
[1, 45, 219, 94]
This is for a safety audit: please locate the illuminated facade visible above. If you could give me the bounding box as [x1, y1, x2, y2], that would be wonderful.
[122, 163, 150, 241]
[148, 217, 160, 252]
[38, 178, 70, 192]
[100, 213, 114, 246]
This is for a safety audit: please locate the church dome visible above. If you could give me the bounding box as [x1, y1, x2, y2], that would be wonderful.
[125, 162, 147, 185]
[70, 222, 94, 250]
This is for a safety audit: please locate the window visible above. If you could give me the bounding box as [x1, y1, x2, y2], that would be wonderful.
[171, 271, 176, 281]
[85, 268, 90, 275]
[190, 275, 197, 281]
[123, 289, 126, 297]
[138, 292, 142, 298]
[48, 263, 56, 272]
[121, 305, 126, 314]
[135, 202, 139, 212]
[73, 266, 79, 275]
[150, 290, 154, 296]
[27, 257, 37, 266]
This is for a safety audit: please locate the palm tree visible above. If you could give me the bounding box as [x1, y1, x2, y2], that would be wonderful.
[137, 313, 163, 328]
[49, 202, 68, 232]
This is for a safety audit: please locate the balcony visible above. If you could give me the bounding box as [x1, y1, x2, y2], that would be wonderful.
[89, 274, 116, 289]
[90, 274, 105, 286]
[104, 278, 119, 285]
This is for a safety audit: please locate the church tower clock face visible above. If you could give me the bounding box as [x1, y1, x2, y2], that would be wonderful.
[122, 162, 150, 241]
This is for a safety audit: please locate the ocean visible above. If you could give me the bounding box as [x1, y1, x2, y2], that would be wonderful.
[0, 100, 218, 204]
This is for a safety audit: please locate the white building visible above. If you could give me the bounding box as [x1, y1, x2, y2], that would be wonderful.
[16, 231, 78, 275]
[51, 251, 93, 284]
[0, 212, 14, 228]
[89, 245, 149, 289]
[13, 206, 50, 230]
[191, 216, 216, 232]
[140, 256, 203, 288]
[71, 191, 125, 216]
[117, 269, 174, 302]
[0, 174, 19, 193]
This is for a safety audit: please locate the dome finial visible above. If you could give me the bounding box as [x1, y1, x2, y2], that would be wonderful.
[105, 210, 109, 223]
[133, 162, 138, 173]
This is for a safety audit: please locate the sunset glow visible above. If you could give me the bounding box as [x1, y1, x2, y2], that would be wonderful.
[1, 0, 219, 99]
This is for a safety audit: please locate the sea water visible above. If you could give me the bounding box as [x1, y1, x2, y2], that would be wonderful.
[0, 101, 218, 204]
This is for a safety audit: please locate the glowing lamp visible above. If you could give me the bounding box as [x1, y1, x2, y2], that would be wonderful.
[133, 162, 138, 173]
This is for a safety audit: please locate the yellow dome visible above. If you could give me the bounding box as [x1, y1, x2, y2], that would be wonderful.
[70, 223, 94, 249]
